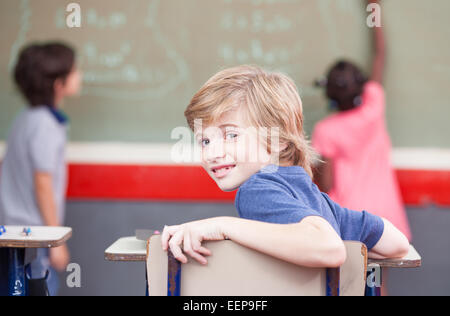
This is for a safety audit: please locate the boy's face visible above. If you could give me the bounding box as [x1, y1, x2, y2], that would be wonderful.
[196, 107, 273, 192]
[55, 67, 82, 101]
[63, 67, 82, 96]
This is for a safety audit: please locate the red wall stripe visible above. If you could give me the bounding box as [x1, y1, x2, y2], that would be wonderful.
[67, 164, 236, 202]
[396, 169, 450, 206]
[66, 164, 450, 207]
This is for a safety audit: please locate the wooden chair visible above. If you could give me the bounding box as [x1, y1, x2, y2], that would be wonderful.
[146, 235, 367, 296]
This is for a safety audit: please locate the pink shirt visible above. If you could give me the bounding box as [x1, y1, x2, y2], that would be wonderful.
[312, 81, 411, 240]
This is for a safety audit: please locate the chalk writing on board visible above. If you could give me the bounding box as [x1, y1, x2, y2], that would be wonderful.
[77, 0, 189, 100]
[9, 0, 190, 100]
[8, 0, 31, 72]
[7, 0, 363, 101]
[317, 0, 362, 56]
[217, 0, 304, 77]
[220, 9, 293, 33]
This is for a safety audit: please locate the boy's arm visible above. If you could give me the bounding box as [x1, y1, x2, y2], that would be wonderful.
[35, 171, 70, 271]
[34, 172, 59, 226]
[368, 218, 409, 259]
[161, 216, 347, 268]
[368, 0, 385, 83]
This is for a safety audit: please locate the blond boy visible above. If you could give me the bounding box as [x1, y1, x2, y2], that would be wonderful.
[161, 65, 409, 267]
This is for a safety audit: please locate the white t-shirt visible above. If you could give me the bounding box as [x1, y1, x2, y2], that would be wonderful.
[0, 106, 67, 226]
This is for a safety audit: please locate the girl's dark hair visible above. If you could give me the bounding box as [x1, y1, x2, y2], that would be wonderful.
[14, 42, 75, 107]
[326, 60, 368, 111]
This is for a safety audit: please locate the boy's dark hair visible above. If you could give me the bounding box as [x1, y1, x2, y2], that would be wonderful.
[14, 42, 75, 107]
[326, 60, 368, 112]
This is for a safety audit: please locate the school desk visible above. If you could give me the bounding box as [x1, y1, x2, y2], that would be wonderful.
[105, 234, 421, 296]
[365, 246, 422, 296]
[0, 226, 72, 296]
[104, 236, 149, 295]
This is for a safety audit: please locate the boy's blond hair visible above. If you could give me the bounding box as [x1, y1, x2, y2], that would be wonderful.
[184, 65, 318, 178]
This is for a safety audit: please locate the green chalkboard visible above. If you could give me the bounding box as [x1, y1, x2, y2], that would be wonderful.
[0, 0, 449, 147]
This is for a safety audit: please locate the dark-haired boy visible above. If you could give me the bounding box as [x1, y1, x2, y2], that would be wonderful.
[0, 42, 81, 295]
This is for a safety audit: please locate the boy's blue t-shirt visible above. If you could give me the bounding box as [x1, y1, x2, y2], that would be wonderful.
[235, 165, 385, 250]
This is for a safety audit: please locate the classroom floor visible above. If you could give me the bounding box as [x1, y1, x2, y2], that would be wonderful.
[58, 201, 449, 296]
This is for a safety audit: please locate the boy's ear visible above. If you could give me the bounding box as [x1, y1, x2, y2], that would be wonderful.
[54, 78, 64, 94]
[278, 142, 289, 152]
[270, 141, 288, 154]
[268, 141, 288, 166]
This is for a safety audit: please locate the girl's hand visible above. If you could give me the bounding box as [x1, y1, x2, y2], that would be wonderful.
[161, 217, 230, 265]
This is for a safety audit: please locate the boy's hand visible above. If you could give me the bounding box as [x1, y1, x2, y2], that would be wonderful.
[50, 243, 70, 272]
[161, 218, 229, 265]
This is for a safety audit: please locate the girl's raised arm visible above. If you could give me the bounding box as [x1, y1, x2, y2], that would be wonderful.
[369, 0, 386, 83]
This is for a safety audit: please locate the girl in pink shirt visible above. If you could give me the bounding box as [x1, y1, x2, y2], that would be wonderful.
[312, 0, 411, 241]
